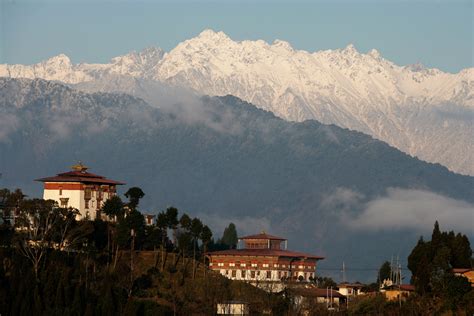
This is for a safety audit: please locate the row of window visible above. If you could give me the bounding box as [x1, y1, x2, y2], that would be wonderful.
[222, 269, 315, 280]
[213, 262, 313, 269]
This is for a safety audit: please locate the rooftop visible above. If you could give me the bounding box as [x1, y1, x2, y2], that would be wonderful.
[207, 248, 324, 260]
[36, 163, 125, 185]
[239, 232, 286, 241]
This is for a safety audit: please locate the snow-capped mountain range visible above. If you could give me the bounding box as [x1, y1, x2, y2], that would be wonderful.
[1, 29, 472, 175]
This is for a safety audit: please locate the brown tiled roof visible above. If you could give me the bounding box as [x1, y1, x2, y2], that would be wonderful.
[36, 170, 124, 185]
[207, 248, 324, 260]
[453, 268, 472, 274]
[239, 232, 286, 241]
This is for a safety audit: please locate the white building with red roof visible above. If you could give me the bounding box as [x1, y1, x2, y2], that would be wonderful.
[36, 163, 124, 220]
[207, 232, 324, 292]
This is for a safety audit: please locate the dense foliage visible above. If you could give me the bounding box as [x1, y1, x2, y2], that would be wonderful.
[0, 188, 291, 315]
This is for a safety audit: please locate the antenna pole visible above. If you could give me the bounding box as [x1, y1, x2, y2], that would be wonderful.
[342, 261, 346, 283]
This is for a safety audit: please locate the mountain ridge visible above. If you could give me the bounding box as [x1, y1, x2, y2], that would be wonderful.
[1, 30, 472, 175]
[1, 77, 473, 280]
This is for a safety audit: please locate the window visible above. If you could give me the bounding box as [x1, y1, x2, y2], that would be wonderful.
[274, 264, 279, 268]
[229, 263, 235, 267]
[241, 270, 246, 278]
[251, 263, 257, 267]
[218, 262, 224, 267]
[262, 264, 269, 268]
[59, 187, 63, 195]
[232, 270, 236, 278]
[266, 271, 271, 279]
[84, 187, 92, 200]
[240, 263, 246, 267]
[251, 271, 255, 278]
[85, 200, 89, 209]
[209, 263, 213, 266]
[59, 198, 69, 208]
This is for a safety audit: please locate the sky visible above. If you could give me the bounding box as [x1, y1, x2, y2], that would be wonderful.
[0, 0, 472, 73]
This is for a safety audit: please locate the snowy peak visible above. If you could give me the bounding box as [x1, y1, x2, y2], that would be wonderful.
[44, 53, 72, 67]
[0, 29, 473, 175]
[198, 29, 231, 41]
[342, 43, 359, 55]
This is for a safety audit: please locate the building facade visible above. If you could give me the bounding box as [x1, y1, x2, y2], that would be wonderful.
[207, 232, 324, 292]
[36, 163, 124, 220]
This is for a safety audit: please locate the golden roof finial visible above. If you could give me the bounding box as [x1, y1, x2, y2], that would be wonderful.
[71, 161, 88, 172]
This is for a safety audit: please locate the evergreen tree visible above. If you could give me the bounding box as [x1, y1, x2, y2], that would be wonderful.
[124, 187, 145, 211]
[377, 261, 391, 284]
[101, 196, 125, 220]
[221, 223, 238, 249]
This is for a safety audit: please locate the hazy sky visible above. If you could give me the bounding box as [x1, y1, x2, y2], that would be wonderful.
[1, 0, 472, 73]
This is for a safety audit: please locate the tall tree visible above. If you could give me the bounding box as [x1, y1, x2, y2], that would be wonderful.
[101, 196, 125, 221]
[156, 212, 169, 271]
[377, 261, 391, 285]
[190, 218, 203, 279]
[165, 207, 179, 246]
[200, 225, 212, 277]
[221, 223, 238, 249]
[124, 187, 145, 211]
[408, 221, 473, 297]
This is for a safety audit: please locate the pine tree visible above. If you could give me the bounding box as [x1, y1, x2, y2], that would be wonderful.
[221, 223, 238, 249]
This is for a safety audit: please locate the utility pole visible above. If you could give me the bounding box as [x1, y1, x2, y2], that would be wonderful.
[130, 228, 136, 297]
[342, 261, 346, 283]
[398, 262, 402, 309]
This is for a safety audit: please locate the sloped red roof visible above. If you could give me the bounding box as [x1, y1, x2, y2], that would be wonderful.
[207, 248, 324, 260]
[240, 232, 286, 241]
[36, 170, 124, 185]
[453, 268, 472, 274]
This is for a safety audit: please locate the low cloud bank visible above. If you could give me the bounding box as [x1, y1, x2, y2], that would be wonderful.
[321, 187, 473, 234]
[341, 188, 474, 234]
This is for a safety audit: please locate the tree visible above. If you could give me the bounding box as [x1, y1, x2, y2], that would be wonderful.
[165, 207, 179, 246]
[156, 211, 169, 271]
[116, 210, 145, 249]
[220, 223, 238, 249]
[124, 187, 145, 211]
[190, 217, 203, 278]
[14, 198, 77, 280]
[377, 261, 391, 285]
[200, 225, 212, 254]
[101, 196, 125, 221]
[312, 276, 337, 288]
[408, 221, 473, 299]
[200, 225, 212, 277]
[179, 214, 192, 231]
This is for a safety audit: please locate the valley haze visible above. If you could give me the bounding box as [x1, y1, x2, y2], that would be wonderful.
[0, 77, 473, 281]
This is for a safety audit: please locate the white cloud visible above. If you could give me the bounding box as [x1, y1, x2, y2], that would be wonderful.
[343, 188, 474, 234]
